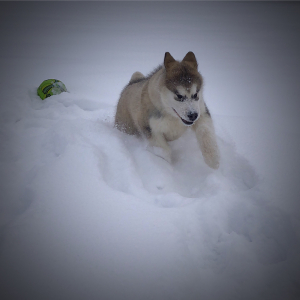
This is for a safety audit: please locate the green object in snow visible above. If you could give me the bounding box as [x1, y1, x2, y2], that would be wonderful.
[37, 79, 67, 100]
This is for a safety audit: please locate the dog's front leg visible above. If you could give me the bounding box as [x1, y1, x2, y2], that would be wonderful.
[193, 114, 220, 169]
[147, 134, 172, 163]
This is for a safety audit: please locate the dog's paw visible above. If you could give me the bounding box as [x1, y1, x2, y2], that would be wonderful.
[202, 145, 220, 169]
[197, 129, 220, 169]
[200, 140, 220, 169]
[204, 153, 220, 169]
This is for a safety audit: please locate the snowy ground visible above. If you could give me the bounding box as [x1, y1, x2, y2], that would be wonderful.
[1, 2, 300, 300]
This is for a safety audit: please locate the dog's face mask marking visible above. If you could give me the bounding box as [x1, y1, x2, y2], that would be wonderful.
[171, 84, 200, 125]
[163, 52, 203, 126]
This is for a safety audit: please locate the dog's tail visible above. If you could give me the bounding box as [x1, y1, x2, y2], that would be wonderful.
[129, 72, 145, 84]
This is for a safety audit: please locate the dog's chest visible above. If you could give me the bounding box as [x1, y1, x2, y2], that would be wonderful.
[150, 115, 187, 142]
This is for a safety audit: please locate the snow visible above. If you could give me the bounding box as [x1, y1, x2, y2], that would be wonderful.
[1, 2, 300, 300]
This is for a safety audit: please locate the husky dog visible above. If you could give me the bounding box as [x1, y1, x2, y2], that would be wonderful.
[115, 52, 220, 169]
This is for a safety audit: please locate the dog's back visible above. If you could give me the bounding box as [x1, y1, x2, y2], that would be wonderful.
[115, 66, 163, 137]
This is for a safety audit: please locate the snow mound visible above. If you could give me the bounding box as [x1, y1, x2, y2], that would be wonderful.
[1, 90, 299, 300]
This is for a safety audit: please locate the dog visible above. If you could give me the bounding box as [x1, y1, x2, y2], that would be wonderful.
[115, 51, 220, 169]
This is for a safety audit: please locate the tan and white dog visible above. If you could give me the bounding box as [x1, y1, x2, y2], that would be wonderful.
[115, 52, 220, 169]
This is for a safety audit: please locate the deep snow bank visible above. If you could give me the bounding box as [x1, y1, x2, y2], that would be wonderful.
[0, 90, 299, 300]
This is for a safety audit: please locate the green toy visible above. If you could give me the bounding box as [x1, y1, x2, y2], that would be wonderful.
[37, 79, 67, 100]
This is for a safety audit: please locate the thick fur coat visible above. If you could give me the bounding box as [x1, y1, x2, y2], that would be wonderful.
[115, 52, 220, 169]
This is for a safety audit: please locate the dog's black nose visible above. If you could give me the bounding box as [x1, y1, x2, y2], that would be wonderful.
[187, 112, 198, 122]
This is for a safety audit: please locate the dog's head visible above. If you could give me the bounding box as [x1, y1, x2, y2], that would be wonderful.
[161, 52, 203, 126]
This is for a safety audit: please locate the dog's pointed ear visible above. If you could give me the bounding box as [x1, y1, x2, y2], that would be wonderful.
[182, 51, 198, 69]
[164, 52, 176, 71]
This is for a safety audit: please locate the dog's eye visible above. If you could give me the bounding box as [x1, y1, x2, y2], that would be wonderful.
[192, 93, 198, 99]
[176, 94, 184, 101]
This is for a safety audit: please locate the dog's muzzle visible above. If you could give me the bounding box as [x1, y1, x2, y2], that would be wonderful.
[173, 108, 197, 126]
